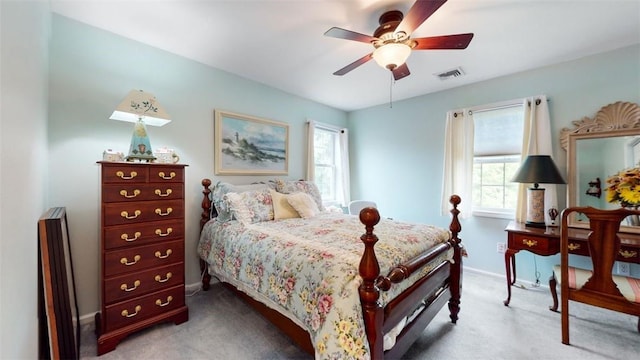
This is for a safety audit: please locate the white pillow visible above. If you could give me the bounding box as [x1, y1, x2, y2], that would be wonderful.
[225, 189, 274, 225]
[286, 192, 319, 219]
[270, 189, 300, 220]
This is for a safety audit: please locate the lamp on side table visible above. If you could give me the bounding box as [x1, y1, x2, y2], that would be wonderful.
[512, 155, 566, 228]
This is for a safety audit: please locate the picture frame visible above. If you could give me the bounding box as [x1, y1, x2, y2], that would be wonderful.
[38, 207, 80, 360]
[214, 109, 288, 175]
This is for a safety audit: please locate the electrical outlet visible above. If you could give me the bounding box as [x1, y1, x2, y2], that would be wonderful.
[617, 262, 630, 276]
[497, 242, 506, 254]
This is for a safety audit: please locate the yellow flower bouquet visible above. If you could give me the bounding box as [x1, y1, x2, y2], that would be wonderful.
[606, 167, 640, 207]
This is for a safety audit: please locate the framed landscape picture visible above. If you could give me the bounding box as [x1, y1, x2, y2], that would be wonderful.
[214, 110, 289, 175]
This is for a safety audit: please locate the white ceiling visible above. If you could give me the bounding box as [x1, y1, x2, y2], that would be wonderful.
[50, 0, 640, 112]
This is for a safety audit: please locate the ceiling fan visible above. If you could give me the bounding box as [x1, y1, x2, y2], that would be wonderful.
[324, 0, 474, 81]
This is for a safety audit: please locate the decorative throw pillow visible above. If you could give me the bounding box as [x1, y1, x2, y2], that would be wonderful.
[212, 182, 271, 222]
[286, 192, 319, 219]
[270, 189, 300, 220]
[275, 179, 325, 211]
[225, 189, 274, 225]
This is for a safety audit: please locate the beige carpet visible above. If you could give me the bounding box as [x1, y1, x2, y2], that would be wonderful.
[80, 269, 639, 359]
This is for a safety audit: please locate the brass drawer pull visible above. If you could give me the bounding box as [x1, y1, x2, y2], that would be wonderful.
[121, 231, 141, 242]
[154, 189, 173, 197]
[119, 189, 141, 198]
[116, 171, 137, 180]
[120, 255, 141, 266]
[121, 305, 141, 318]
[155, 228, 173, 237]
[155, 207, 173, 216]
[568, 243, 581, 251]
[155, 296, 173, 307]
[522, 239, 538, 247]
[155, 249, 173, 259]
[158, 171, 176, 180]
[155, 272, 173, 283]
[120, 280, 141, 292]
[121, 210, 141, 219]
[619, 250, 638, 259]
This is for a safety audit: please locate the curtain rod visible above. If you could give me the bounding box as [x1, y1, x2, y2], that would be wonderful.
[453, 96, 550, 117]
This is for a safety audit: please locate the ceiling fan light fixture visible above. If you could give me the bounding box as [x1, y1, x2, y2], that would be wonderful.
[372, 43, 411, 70]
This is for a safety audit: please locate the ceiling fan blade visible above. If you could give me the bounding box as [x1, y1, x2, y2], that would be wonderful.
[413, 33, 474, 50]
[324, 27, 378, 44]
[395, 0, 448, 36]
[392, 63, 411, 81]
[333, 53, 373, 76]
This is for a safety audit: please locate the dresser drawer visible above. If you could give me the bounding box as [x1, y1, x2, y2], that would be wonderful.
[148, 166, 184, 183]
[104, 220, 184, 250]
[103, 200, 184, 226]
[101, 165, 149, 184]
[104, 240, 184, 277]
[508, 232, 559, 255]
[565, 239, 589, 256]
[619, 245, 640, 264]
[104, 263, 184, 304]
[562, 240, 639, 263]
[102, 183, 184, 203]
[103, 285, 185, 333]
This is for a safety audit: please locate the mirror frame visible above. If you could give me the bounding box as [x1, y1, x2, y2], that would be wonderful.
[561, 101, 640, 233]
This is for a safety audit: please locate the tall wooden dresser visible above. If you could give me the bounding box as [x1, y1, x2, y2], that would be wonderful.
[96, 162, 188, 355]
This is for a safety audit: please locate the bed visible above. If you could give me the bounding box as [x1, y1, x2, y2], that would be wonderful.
[197, 179, 463, 359]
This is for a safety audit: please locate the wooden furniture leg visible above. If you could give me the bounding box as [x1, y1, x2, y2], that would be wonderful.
[548, 274, 558, 312]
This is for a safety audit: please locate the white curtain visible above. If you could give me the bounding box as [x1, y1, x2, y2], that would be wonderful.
[306, 120, 315, 181]
[515, 95, 559, 223]
[306, 120, 351, 207]
[441, 110, 474, 218]
[339, 128, 351, 207]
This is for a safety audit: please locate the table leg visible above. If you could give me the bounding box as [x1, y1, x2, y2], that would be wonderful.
[503, 249, 517, 306]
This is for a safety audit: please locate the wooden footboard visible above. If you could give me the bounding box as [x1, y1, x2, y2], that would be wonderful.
[359, 195, 462, 359]
[198, 179, 462, 359]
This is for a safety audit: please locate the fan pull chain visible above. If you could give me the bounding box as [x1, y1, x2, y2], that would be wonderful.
[389, 71, 394, 108]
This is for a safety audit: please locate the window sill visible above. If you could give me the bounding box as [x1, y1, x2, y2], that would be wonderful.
[472, 209, 515, 220]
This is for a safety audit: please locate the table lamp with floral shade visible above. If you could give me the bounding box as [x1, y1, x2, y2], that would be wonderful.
[606, 166, 640, 225]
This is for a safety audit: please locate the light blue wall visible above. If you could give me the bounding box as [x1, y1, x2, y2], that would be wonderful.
[348, 45, 640, 285]
[48, 15, 347, 319]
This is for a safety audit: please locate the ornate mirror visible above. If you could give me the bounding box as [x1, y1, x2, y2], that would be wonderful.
[561, 101, 640, 233]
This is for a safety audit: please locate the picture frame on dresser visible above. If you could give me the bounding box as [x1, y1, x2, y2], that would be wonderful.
[38, 207, 80, 360]
[214, 109, 289, 175]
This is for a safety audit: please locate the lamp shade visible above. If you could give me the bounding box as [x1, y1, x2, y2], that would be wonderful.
[511, 155, 566, 185]
[109, 89, 171, 127]
[372, 43, 411, 70]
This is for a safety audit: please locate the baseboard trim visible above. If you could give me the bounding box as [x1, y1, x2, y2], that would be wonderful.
[463, 265, 550, 290]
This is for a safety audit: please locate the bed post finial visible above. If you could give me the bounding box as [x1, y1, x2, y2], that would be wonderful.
[200, 179, 213, 291]
[358, 207, 384, 358]
[448, 194, 462, 323]
[449, 195, 461, 244]
[201, 179, 212, 231]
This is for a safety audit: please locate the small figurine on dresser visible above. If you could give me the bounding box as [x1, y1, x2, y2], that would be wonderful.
[548, 207, 559, 227]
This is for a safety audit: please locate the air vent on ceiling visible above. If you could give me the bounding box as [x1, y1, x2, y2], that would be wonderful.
[435, 67, 465, 80]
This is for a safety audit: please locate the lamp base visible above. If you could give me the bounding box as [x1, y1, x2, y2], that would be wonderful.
[524, 221, 547, 228]
[126, 120, 156, 162]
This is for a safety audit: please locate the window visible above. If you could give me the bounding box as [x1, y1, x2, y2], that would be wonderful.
[472, 105, 524, 217]
[312, 124, 349, 207]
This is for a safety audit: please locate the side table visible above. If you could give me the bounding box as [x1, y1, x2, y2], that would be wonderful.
[503, 221, 640, 306]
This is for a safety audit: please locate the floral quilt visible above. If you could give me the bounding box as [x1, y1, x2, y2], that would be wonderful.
[198, 212, 452, 359]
